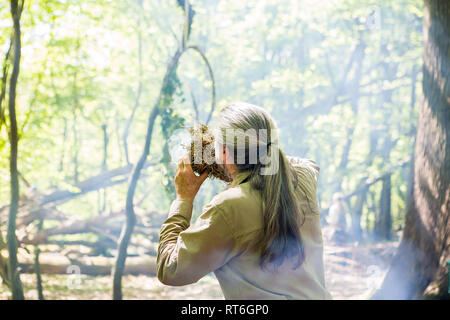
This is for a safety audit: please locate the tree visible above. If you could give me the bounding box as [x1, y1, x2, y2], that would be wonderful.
[112, 0, 193, 300]
[6, 0, 25, 300]
[373, 0, 449, 299]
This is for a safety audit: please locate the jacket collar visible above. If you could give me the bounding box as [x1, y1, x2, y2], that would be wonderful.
[230, 170, 252, 188]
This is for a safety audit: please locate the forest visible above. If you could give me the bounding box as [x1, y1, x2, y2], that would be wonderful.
[0, 0, 448, 300]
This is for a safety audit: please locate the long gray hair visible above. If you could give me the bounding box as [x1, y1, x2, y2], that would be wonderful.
[215, 102, 305, 270]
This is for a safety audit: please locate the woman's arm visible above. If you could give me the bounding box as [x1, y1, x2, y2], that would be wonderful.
[157, 199, 236, 286]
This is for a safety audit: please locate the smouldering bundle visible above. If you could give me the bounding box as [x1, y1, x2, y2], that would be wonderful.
[187, 123, 232, 183]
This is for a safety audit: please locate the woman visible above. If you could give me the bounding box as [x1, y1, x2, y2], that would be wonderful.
[157, 102, 331, 299]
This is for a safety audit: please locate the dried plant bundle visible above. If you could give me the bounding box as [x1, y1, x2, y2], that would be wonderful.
[187, 123, 232, 182]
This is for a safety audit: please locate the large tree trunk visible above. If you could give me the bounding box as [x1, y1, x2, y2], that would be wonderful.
[6, 0, 25, 300]
[373, 0, 449, 299]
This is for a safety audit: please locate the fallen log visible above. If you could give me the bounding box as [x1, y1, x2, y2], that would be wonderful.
[40, 165, 133, 205]
[0, 162, 157, 218]
[40, 162, 158, 206]
[19, 255, 157, 276]
[19, 210, 162, 246]
[20, 212, 122, 244]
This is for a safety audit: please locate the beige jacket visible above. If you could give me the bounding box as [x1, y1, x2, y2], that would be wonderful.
[157, 157, 331, 300]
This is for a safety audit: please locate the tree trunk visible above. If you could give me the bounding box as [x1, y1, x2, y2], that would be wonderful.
[34, 219, 44, 300]
[112, 1, 211, 300]
[375, 174, 392, 241]
[100, 123, 109, 214]
[6, 0, 25, 300]
[0, 246, 10, 288]
[375, 136, 394, 241]
[336, 35, 366, 191]
[0, 38, 12, 131]
[123, 0, 143, 165]
[71, 82, 79, 184]
[373, 0, 450, 299]
[112, 47, 183, 300]
[349, 180, 367, 242]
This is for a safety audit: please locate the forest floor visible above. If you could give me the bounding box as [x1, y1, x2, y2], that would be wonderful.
[0, 227, 399, 300]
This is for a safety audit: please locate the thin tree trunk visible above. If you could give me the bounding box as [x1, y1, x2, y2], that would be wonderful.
[101, 123, 109, 213]
[6, 0, 25, 300]
[0, 228, 10, 288]
[374, 135, 394, 241]
[0, 46, 10, 283]
[0, 38, 12, 132]
[58, 118, 67, 172]
[187, 45, 216, 125]
[374, 0, 450, 299]
[34, 219, 44, 300]
[325, 34, 367, 229]
[0, 250, 10, 288]
[112, 48, 183, 300]
[49, 67, 67, 174]
[349, 98, 376, 242]
[375, 174, 392, 240]
[123, 0, 143, 165]
[349, 180, 367, 242]
[71, 37, 81, 184]
[336, 35, 366, 193]
[72, 81, 79, 184]
[112, 1, 213, 300]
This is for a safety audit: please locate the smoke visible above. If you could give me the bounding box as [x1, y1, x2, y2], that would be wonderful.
[166, 127, 192, 165]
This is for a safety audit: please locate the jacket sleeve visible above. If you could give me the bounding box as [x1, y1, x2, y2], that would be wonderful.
[157, 198, 236, 286]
